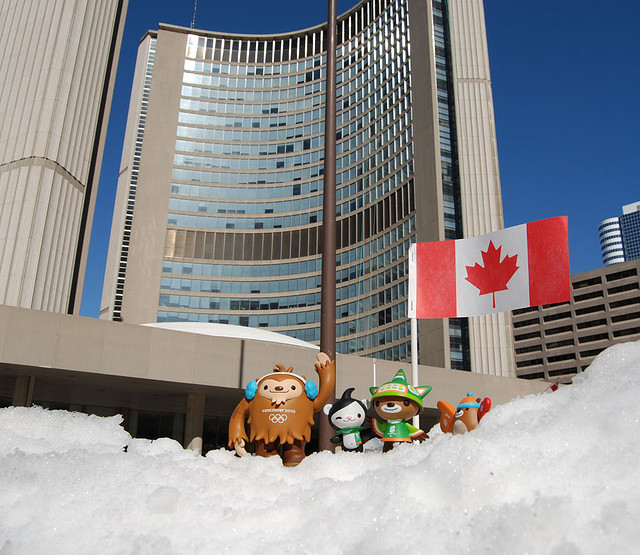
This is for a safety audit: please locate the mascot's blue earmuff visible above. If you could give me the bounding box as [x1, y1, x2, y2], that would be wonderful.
[245, 380, 258, 400]
[305, 381, 318, 400]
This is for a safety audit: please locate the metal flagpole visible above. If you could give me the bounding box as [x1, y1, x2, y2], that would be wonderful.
[409, 243, 420, 427]
[373, 358, 377, 387]
[318, 0, 338, 451]
[411, 316, 419, 428]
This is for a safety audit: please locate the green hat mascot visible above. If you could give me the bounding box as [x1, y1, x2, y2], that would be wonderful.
[369, 370, 431, 452]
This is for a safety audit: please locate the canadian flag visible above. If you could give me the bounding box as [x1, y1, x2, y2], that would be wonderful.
[408, 216, 570, 318]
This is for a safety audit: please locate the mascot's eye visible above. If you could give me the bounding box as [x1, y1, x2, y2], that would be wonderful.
[375, 400, 380, 407]
[403, 399, 410, 406]
[263, 385, 268, 390]
[357, 413, 362, 418]
[291, 385, 296, 390]
[335, 416, 342, 420]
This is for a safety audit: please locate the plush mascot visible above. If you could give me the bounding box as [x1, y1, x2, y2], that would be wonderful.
[323, 388, 370, 452]
[370, 370, 431, 452]
[228, 352, 335, 466]
[437, 392, 491, 434]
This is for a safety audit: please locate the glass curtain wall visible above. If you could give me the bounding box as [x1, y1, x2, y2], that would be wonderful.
[158, 0, 425, 363]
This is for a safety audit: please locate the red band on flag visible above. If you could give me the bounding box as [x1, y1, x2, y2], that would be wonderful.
[527, 216, 570, 307]
[415, 240, 456, 318]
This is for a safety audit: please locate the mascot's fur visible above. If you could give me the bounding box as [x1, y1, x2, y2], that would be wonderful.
[228, 353, 335, 466]
[240, 374, 314, 445]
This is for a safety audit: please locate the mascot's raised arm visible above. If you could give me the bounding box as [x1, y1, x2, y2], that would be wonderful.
[228, 352, 335, 466]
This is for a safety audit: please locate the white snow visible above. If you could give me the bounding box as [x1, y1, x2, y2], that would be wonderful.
[1, 342, 640, 554]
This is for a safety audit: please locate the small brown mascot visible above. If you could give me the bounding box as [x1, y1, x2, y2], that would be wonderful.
[228, 352, 335, 466]
[437, 392, 491, 435]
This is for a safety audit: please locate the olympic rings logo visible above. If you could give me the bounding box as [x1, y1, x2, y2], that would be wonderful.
[269, 413, 288, 424]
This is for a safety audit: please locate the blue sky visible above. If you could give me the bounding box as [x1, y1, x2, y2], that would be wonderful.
[80, 0, 640, 317]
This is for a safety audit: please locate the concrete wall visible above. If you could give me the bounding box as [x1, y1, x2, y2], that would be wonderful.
[0, 0, 127, 312]
[448, 0, 515, 377]
[1, 305, 548, 417]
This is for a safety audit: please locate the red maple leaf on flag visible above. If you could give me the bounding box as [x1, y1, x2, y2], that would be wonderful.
[465, 241, 519, 308]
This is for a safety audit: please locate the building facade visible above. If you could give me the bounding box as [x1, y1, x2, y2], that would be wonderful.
[599, 201, 640, 266]
[0, 304, 548, 452]
[102, 0, 514, 375]
[598, 218, 625, 266]
[512, 259, 640, 383]
[0, 0, 127, 314]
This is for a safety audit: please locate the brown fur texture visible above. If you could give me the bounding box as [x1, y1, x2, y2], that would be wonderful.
[247, 381, 315, 444]
[228, 355, 335, 451]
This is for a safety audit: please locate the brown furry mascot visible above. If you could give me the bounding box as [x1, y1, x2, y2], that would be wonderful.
[228, 352, 335, 466]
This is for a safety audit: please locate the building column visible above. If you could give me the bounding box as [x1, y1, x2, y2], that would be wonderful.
[184, 393, 205, 455]
[12, 375, 35, 407]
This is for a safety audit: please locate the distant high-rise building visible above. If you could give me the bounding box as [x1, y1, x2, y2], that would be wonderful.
[598, 218, 625, 266]
[0, 0, 128, 313]
[102, 0, 515, 375]
[620, 202, 640, 261]
[599, 201, 640, 266]
[512, 259, 640, 383]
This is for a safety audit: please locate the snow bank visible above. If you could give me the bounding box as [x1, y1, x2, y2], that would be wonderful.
[1, 342, 639, 554]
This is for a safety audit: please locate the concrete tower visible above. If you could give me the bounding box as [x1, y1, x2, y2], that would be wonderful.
[0, 0, 127, 313]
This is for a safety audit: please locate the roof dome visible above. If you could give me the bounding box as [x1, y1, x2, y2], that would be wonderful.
[142, 322, 318, 349]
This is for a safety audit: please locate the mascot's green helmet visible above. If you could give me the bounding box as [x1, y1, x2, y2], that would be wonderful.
[369, 369, 432, 408]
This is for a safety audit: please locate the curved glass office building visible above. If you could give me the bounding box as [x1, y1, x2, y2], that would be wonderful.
[102, 0, 514, 375]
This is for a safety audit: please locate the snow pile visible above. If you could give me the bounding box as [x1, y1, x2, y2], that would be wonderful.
[1, 342, 640, 554]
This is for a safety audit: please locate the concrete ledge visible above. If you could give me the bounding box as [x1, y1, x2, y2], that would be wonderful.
[0, 305, 549, 417]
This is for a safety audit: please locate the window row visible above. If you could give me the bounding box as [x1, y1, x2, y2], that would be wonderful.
[172, 140, 410, 192]
[168, 195, 322, 217]
[183, 72, 326, 97]
[162, 223, 412, 282]
[176, 123, 324, 145]
[160, 266, 407, 311]
[170, 165, 323, 186]
[184, 65, 326, 90]
[186, 30, 327, 64]
[162, 259, 320, 279]
[184, 58, 323, 78]
[167, 212, 321, 230]
[169, 181, 321, 201]
[161, 277, 320, 296]
[180, 96, 325, 117]
[159, 293, 321, 312]
[174, 151, 323, 172]
[175, 136, 323, 158]
[177, 109, 324, 130]
[182, 83, 321, 104]
[164, 208, 412, 263]
[168, 155, 411, 221]
[169, 155, 412, 207]
[166, 182, 413, 253]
